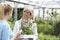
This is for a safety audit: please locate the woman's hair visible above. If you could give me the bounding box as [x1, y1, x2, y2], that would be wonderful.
[0, 3, 13, 19]
[23, 6, 34, 20]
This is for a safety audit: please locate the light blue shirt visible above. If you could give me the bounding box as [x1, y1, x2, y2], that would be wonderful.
[0, 20, 12, 40]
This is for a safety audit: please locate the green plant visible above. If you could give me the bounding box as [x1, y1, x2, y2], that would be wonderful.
[17, 8, 23, 20]
[37, 23, 53, 34]
[53, 21, 60, 36]
[8, 21, 14, 30]
[21, 23, 33, 35]
[38, 33, 60, 40]
[36, 18, 53, 34]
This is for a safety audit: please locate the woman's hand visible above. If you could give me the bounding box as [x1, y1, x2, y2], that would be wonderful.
[15, 30, 22, 38]
[11, 30, 22, 40]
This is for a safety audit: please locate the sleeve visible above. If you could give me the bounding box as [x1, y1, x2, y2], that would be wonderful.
[32, 23, 38, 40]
[1, 25, 10, 40]
[13, 21, 21, 35]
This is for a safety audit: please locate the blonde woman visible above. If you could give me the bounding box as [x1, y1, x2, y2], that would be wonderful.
[0, 3, 22, 40]
[13, 7, 38, 40]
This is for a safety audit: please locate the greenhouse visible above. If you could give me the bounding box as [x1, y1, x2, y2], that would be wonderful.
[0, 0, 60, 40]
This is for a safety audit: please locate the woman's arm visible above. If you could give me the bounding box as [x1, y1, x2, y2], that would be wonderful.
[11, 30, 22, 40]
[12, 21, 21, 40]
[13, 21, 20, 34]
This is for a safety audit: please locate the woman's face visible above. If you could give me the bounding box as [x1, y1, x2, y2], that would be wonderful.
[23, 10, 31, 19]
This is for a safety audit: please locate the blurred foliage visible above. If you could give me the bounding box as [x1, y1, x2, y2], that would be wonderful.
[8, 21, 14, 30]
[36, 18, 60, 40]
[38, 33, 60, 40]
[36, 18, 54, 34]
[17, 8, 23, 20]
[53, 21, 60, 36]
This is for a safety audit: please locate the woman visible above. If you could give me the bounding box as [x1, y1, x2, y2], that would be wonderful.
[13, 7, 38, 40]
[0, 3, 22, 40]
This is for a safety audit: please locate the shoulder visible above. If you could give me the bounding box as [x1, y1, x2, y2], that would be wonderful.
[2, 21, 10, 29]
[3, 23, 10, 30]
[0, 20, 10, 32]
[15, 19, 22, 24]
[30, 19, 36, 24]
[2, 23, 10, 32]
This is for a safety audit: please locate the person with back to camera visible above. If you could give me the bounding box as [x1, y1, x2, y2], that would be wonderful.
[0, 3, 22, 40]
